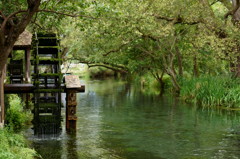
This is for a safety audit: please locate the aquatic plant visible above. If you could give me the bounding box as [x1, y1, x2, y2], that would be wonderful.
[180, 76, 240, 108]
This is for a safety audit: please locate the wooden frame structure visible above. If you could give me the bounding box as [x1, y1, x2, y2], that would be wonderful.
[0, 31, 85, 133]
[0, 31, 32, 125]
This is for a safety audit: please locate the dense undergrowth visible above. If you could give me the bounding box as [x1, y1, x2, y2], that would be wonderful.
[0, 94, 37, 159]
[180, 76, 240, 108]
[5, 95, 32, 131]
[0, 129, 36, 159]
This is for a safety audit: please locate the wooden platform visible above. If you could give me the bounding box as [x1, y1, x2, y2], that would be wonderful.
[4, 84, 85, 94]
[4, 84, 34, 93]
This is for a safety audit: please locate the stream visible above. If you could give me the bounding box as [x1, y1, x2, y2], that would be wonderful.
[26, 79, 240, 159]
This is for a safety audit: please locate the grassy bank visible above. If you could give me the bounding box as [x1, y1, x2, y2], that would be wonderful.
[0, 94, 37, 159]
[180, 76, 240, 108]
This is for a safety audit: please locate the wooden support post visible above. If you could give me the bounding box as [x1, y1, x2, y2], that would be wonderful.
[24, 48, 31, 109]
[65, 75, 83, 133]
[25, 48, 31, 83]
[66, 89, 77, 132]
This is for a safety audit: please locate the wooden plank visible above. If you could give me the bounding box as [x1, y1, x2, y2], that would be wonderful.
[4, 84, 85, 93]
[65, 75, 81, 89]
[4, 84, 35, 93]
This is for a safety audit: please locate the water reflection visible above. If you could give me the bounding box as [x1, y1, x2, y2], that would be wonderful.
[27, 79, 240, 159]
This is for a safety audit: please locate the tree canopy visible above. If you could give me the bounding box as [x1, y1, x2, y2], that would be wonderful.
[1, 0, 240, 92]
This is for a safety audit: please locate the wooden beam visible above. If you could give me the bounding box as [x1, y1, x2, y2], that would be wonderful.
[25, 48, 31, 83]
[4, 84, 85, 94]
[4, 84, 35, 94]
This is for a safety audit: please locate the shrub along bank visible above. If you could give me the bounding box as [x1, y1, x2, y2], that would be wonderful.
[0, 129, 36, 159]
[0, 95, 37, 159]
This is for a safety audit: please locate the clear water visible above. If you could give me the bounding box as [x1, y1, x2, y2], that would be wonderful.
[27, 79, 240, 159]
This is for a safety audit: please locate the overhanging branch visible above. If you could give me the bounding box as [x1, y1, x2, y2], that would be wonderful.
[103, 39, 135, 56]
[153, 14, 201, 25]
[224, 0, 240, 19]
[88, 63, 128, 73]
[37, 9, 96, 19]
[1, 10, 27, 30]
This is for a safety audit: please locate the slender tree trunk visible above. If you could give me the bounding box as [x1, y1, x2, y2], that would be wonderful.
[158, 72, 165, 96]
[162, 53, 181, 95]
[176, 47, 183, 76]
[0, 73, 4, 124]
[151, 71, 165, 96]
[0, 65, 6, 125]
[166, 68, 181, 95]
[193, 54, 199, 77]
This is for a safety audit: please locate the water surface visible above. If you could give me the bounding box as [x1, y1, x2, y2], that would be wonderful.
[27, 79, 240, 159]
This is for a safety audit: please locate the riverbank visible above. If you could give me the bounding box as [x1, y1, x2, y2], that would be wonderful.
[179, 75, 240, 109]
[136, 73, 240, 109]
[0, 94, 36, 159]
[0, 128, 36, 159]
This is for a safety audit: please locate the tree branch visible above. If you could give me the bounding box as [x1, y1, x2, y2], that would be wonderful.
[103, 39, 134, 56]
[37, 9, 96, 19]
[153, 14, 201, 25]
[219, 0, 232, 10]
[1, 10, 27, 30]
[211, 0, 219, 6]
[224, 0, 240, 19]
[88, 63, 128, 73]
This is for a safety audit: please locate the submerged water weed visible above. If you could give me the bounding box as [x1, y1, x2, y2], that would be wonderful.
[180, 76, 240, 108]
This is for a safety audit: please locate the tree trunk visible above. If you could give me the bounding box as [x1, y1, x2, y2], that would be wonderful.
[0, 65, 6, 125]
[0, 0, 41, 123]
[159, 78, 165, 96]
[166, 68, 181, 95]
[0, 0, 41, 72]
[0, 74, 4, 124]
[152, 71, 165, 96]
[193, 54, 199, 77]
[227, 0, 240, 76]
[162, 53, 181, 95]
[176, 47, 183, 76]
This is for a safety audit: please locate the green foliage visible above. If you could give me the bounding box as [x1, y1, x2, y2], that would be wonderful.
[5, 95, 32, 132]
[0, 129, 37, 159]
[5, 0, 237, 108]
[12, 50, 24, 61]
[89, 67, 116, 78]
[131, 73, 172, 95]
[60, 0, 235, 89]
[180, 76, 240, 108]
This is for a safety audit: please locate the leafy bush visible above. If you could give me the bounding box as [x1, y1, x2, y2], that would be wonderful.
[0, 128, 37, 159]
[180, 76, 240, 108]
[5, 95, 32, 131]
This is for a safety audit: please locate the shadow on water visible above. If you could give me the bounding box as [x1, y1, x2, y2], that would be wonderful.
[26, 79, 240, 159]
[66, 134, 78, 159]
[32, 138, 62, 159]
